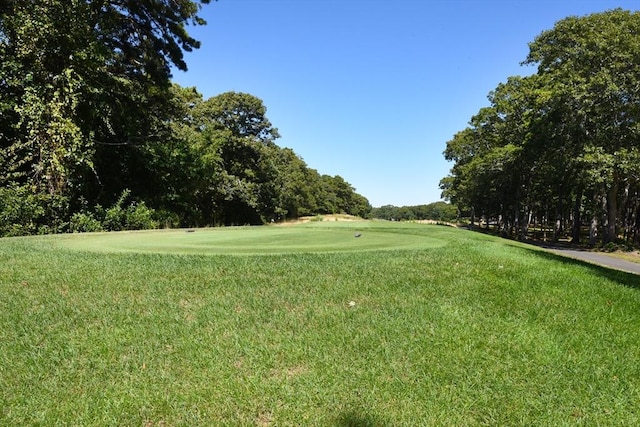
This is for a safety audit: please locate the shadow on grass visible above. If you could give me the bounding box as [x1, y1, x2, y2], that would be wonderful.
[517, 244, 640, 290]
[334, 410, 388, 427]
[334, 408, 390, 427]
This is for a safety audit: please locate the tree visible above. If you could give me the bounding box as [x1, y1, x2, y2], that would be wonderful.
[0, 0, 212, 233]
[524, 8, 640, 243]
[1, 3, 374, 234]
[318, 175, 371, 217]
[370, 202, 458, 222]
[442, 9, 640, 245]
[196, 92, 280, 224]
[268, 148, 321, 219]
[1, 0, 211, 199]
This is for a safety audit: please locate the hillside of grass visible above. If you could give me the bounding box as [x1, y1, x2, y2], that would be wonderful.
[1, 222, 640, 425]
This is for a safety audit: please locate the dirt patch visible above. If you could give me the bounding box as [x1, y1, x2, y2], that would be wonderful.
[255, 409, 273, 426]
[270, 365, 309, 380]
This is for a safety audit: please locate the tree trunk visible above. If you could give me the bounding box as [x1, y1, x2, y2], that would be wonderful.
[470, 206, 475, 229]
[521, 205, 531, 240]
[589, 216, 598, 247]
[604, 180, 619, 244]
[553, 198, 563, 242]
[620, 183, 630, 242]
[543, 206, 548, 242]
[633, 202, 640, 244]
[589, 192, 601, 247]
[571, 187, 583, 243]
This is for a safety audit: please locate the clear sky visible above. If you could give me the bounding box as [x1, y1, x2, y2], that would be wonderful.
[171, 0, 640, 207]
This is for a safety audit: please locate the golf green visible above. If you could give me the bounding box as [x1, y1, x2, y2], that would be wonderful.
[53, 222, 447, 255]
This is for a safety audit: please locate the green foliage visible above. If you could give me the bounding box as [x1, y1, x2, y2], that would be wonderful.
[99, 190, 159, 232]
[0, 186, 44, 236]
[69, 212, 104, 233]
[317, 175, 372, 218]
[161, 88, 371, 226]
[2, 0, 211, 194]
[124, 202, 160, 231]
[0, 0, 211, 226]
[0, 185, 69, 236]
[372, 201, 458, 222]
[599, 240, 635, 253]
[1, 4, 370, 233]
[67, 191, 160, 234]
[154, 210, 182, 229]
[441, 9, 640, 244]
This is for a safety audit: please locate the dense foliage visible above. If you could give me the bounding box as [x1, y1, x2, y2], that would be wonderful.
[371, 201, 457, 222]
[440, 9, 640, 246]
[0, 1, 370, 235]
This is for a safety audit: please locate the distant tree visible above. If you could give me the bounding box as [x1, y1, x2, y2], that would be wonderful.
[195, 92, 280, 224]
[269, 148, 321, 219]
[318, 175, 371, 217]
[371, 202, 457, 222]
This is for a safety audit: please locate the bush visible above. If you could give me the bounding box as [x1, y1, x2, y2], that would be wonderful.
[154, 209, 181, 229]
[0, 186, 71, 237]
[100, 190, 158, 231]
[70, 212, 104, 233]
[0, 186, 162, 236]
[124, 202, 158, 230]
[103, 205, 124, 231]
[601, 240, 636, 253]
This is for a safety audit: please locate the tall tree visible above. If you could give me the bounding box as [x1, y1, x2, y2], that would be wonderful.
[0, 0, 211, 201]
[524, 8, 640, 243]
[442, 9, 640, 245]
[195, 92, 280, 224]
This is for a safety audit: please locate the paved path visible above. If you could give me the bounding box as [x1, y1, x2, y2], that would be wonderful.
[544, 247, 640, 275]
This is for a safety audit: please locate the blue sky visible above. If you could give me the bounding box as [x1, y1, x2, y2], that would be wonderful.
[171, 0, 639, 207]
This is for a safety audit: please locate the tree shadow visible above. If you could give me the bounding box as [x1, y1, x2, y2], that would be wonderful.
[516, 244, 640, 290]
[334, 410, 388, 427]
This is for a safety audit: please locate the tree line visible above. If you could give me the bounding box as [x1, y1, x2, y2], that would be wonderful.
[371, 202, 457, 222]
[440, 9, 640, 246]
[0, 1, 370, 236]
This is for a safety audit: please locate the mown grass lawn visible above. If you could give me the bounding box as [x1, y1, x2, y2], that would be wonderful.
[1, 221, 640, 426]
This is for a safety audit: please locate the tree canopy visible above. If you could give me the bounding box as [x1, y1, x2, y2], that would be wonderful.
[441, 9, 640, 246]
[371, 202, 458, 222]
[0, 1, 371, 235]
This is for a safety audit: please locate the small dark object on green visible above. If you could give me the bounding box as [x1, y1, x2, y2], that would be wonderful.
[354, 233, 362, 238]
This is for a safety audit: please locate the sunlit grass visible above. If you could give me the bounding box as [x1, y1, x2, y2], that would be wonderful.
[1, 222, 640, 425]
[49, 221, 447, 255]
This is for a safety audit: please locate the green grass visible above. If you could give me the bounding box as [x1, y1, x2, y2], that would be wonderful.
[50, 221, 447, 255]
[2, 221, 640, 425]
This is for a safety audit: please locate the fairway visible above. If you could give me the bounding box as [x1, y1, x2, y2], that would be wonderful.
[3, 222, 640, 425]
[53, 221, 447, 255]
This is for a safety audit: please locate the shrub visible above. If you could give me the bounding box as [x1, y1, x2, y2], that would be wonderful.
[70, 212, 104, 233]
[155, 209, 181, 229]
[100, 190, 158, 231]
[0, 187, 71, 237]
[124, 202, 158, 230]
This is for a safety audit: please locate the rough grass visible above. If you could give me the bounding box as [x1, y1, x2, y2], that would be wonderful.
[1, 222, 640, 426]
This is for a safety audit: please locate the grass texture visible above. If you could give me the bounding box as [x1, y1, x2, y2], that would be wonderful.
[51, 222, 447, 255]
[1, 221, 640, 426]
